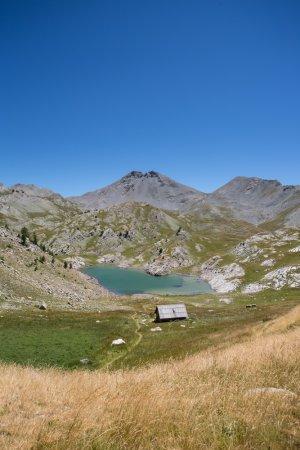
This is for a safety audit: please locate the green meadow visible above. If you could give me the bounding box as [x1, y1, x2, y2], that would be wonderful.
[0, 288, 297, 370]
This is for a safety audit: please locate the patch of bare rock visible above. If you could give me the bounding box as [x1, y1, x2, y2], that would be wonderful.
[263, 265, 300, 289]
[289, 246, 300, 253]
[261, 258, 275, 267]
[200, 256, 245, 293]
[232, 241, 263, 262]
[243, 265, 300, 293]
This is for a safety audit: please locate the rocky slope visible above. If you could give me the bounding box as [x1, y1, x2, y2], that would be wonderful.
[0, 226, 118, 312]
[0, 183, 80, 227]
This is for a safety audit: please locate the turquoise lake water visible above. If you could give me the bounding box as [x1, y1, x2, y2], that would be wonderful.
[82, 265, 213, 295]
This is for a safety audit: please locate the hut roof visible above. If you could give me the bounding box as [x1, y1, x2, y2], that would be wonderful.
[155, 304, 188, 320]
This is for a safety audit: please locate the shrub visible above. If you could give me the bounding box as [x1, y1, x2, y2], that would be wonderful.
[20, 227, 29, 246]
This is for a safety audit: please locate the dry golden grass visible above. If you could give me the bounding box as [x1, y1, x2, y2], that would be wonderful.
[259, 304, 300, 334]
[0, 318, 299, 449]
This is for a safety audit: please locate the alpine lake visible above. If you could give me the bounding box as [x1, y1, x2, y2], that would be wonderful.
[82, 264, 214, 295]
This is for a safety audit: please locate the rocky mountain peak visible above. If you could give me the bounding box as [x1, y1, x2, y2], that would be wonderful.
[70, 171, 204, 211]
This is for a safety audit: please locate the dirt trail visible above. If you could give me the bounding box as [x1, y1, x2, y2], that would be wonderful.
[103, 314, 142, 369]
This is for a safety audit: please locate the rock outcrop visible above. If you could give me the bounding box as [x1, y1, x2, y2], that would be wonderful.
[263, 265, 300, 289]
[289, 246, 300, 253]
[232, 241, 263, 262]
[243, 265, 300, 293]
[200, 256, 245, 293]
[145, 246, 192, 276]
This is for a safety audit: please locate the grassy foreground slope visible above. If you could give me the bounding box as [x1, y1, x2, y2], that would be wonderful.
[0, 307, 299, 449]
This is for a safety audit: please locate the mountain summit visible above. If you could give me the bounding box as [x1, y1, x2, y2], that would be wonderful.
[70, 171, 205, 211]
[207, 176, 300, 224]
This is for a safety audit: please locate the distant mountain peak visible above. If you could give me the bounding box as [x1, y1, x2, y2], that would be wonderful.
[208, 176, 300, 224]
[70, 171, 204, 211]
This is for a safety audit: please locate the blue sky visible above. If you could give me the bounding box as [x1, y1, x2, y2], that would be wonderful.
[0, 0, 299, 196]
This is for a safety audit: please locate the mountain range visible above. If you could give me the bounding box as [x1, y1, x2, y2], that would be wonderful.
[70, 171, 300, 225]
[0, 170, 299, 305]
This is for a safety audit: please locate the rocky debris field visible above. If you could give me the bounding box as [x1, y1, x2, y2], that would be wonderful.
[196, 229, 300, 294]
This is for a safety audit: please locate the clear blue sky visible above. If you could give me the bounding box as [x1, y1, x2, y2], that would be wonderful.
[0, 0, 299, 196]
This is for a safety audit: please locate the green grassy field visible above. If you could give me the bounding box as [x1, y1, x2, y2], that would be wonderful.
[0, 289, 298, 371]
[0, 310, 135, 369]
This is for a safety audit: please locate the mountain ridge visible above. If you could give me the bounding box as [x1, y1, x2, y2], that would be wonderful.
[69, 172, 300, 225]
[1, 173, 300, 226]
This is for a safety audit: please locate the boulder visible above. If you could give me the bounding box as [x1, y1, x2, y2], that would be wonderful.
[80, 358, 91, 365]
[261, 258, 275, 267]
[111, 338, 126, 345]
